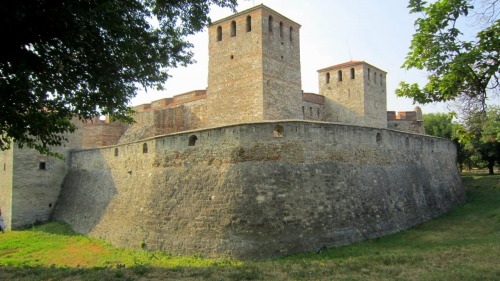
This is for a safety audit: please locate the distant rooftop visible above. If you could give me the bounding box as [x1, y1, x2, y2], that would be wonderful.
[210, 4, 301, 27]
[317, 61, 387, 73]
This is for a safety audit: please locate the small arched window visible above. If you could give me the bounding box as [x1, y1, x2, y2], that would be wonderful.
[189, 135, 198, 146]
[230, 20, 236, 37]
[376, 133, 382, 144]
[279, 21, 283, 38]
[326, 72, 330, 84]
[350, 68, 355, 79]
[217, 26, 222, 42]
[269, 16, 273, 32]
[368, 68, 371, 80]
[142, 143, 148, 154]
[273, 125, 284, 137]
[289, 26, 293, 41]
[114, 148, 118, 157]
[338, 70, 343, 82]
[246, 15, 251, 32]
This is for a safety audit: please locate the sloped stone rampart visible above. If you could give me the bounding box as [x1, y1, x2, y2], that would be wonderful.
[53, 121, 465, 259]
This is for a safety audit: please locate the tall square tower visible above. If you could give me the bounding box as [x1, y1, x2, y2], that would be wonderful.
[206, 5, 303, 126]
[318, 61, 387, 128]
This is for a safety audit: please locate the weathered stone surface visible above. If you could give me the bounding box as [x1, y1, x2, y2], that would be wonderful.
[0, 120, 84, 229]
[319, 61, 387, 128]
[0, 5, 447, 259]
[53, 121, 465, 259]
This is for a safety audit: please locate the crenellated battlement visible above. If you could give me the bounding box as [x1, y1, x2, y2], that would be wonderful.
[132, 90, 207, 113]
[387, 106, 424, 134]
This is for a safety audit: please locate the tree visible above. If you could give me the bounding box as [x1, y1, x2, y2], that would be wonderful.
[423, 113, 455, 139]
[476, 107, 500, 174]
[456, 106, 500, 174]
[422, 112, 471, 171]
[0, 0, 236, 156]
[396, 0, 500, 114]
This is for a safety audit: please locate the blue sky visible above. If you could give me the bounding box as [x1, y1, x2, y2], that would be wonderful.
[131, 0, 451, 113]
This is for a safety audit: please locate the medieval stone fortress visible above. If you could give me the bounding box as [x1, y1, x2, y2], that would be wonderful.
[0, 5, 464, 259]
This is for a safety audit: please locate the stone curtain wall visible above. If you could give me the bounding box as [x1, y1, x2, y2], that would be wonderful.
[4, 120, 84, 229]
[53, 121, 465, 259]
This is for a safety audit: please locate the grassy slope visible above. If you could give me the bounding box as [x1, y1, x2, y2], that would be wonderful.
[0, 174, 499, 281]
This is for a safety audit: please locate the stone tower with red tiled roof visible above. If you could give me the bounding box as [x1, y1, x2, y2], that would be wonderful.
[318, 61, 387, 128]
[206, 4, 304, 127]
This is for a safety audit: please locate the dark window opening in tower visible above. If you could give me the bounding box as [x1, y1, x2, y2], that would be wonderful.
[374, 72, 377, 83]
[289, 26, 293, 41]
[143, 143, 148, 154]
[338, 70, 343, 81]
[368, 68, 370, 80]
[380, 74, 383, 85]
[217, 26, 222, 41]
[246, 15, 251, 32]
[326, 72, 330, 84]
[231, 21, 236, 37]
[274, 125, 284, 137]
[114, 148, 118, 157]
[269, 16, 273, 32]
[39, 161, 46, 170]
[350, 68, 355, 79]
[189, 135, 198, 146]
[279, 21, 283, 38]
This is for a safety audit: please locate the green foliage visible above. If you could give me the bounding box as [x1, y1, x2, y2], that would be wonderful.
[463, 107, 500, 173]
[1, 175, 500, 280]
[397, 0, 500, 108]
[423, 112, 455, 139]
[0, 0, 237, 156]
[480, 107, 500, 143]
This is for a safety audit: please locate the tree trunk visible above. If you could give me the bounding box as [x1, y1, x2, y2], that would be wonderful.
[488, 162, 495, 175]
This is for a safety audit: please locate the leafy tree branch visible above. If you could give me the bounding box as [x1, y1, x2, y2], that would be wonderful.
[397, 0, 500, 115]
[0, 0, 237, 156]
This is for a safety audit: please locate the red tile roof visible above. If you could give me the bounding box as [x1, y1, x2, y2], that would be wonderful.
[317, 61, 386, 73]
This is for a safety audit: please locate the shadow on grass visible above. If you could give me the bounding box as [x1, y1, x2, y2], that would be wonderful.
[18, 221, 82, 236]
[0, 265, 263, 281]
[461, 173, 500, 190]
[2, 175, 498, 281]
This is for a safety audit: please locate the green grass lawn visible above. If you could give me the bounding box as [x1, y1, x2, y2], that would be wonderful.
[1, 174, 499, 280]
